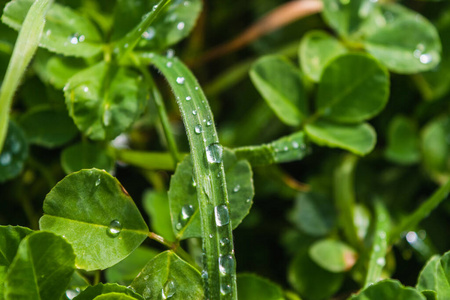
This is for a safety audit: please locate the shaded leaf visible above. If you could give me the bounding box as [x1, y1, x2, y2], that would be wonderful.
[4, 231, 75, 300]
[130, 251, 203, 300]
[385, 116, 420, 165]
[60, 142, 115, 175]
[316, 53, 389, 123]
[74, 283, 144, 300]
[19, 105, 78, 148]
[305, 119, 376, 156]
[237, 274, 284, 300]
[309, 239, 357, 273]
[39, 169, 149, 271]
[63, 271, 90, 300]
[0, 225, 33, 267]
[299, 30, 347, 82]
[142, 190, 176, 241]
[2, 0, 103, 57]
[350, 279, 426, 300]
[64, 61, 148, 141]
[250, 55, 308, 126]
[93, 294, 137, 300]
[168, 150, 253, 239]
[0, 121, 28, 183]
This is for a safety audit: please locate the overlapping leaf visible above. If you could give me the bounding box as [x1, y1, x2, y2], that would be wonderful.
[60, 142, 115, 175]
[0, 121, 28, 183]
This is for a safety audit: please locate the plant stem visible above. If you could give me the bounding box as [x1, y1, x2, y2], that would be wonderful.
[0, 0, 53, 153]
[112, 148, 186, 171]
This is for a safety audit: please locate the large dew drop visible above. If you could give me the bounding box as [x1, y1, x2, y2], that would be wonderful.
[218, 254, 235, 275]
[162, 279, 176, 299]
[206, 143, 223, 164]
[220, 284, 232, 295]
[214, 205, 230, 227]
[107, 219, 122, 238]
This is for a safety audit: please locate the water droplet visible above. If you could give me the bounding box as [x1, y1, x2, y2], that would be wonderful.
[144, 275, 149, 281]
[69, 33, 85, 45]
[378, 231, 386, 239]
[206, 143, 223, 164]
[195, 86, 199, 90]
[209, 233, 214, 238]
[203, 175, 213, 200]
[143, 287, 152, 299]
[176, 77, 185, 84]
[177, 22, 185, 30]
[406, 231, 418, 243]
[246, 198, 251, 203]
[176, 222, 182, 230]
[192, 110, 197, 115]
[374, 245, 380, 252]
[201, 270, 208, 280]
[128, 286, 136, 293]
[376, 257, 385, 266]
[220, 284, 232, 295]
[180, 204, 195, 221]
[233, 185, 240, 193]
[184, 1, 190, 6]
[46, 29, 51, 36]
[292, 141, 299, 149]
[220, 237, 230, 247]
[284, 146, 289, 151]
[186, 96, 191, 101]
[420, 53, 432, 64]
[167, 49, 175, 58]
[166, 61, 173, 68]
[214, 205, 230, 226]
[206, 120, 212, 126]
[65, 288, 80, 299]
[195, 124, 203, 134]
[162, 279, 176, 299]
[107, 220, 122, 238]
[192, 177, 197, 187]
[153, 4, 158, 10]
[219, 254, 235, 275]
[95, 177, 101, 186]
[0, 152, 12, 166]
[142, 27, 155, 40]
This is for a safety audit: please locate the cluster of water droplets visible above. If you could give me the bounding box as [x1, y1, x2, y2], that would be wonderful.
[69, 33, 85, 45]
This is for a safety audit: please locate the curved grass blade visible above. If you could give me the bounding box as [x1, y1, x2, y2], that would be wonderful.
[0, 0, 53, 153]
[141, 52, 237, 299]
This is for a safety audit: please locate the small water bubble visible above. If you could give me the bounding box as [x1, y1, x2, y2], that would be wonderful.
[246, 198, 251, 203]
[142, 27, 156, 40]
[176, 223, 182, 230]
[206, 120, 212, 126]
[374, 245, 380, 252]
[219, 254, 235, 275]
[420, 53, 432, 64]
[292, 141, 299, 149]
[214, 205, 230, 226]
[152, 4, 158, 10]
[127, 286, 136, 293]
[378, 231, 386, 239]
[206, 143, 223, 164]
[0, 152, 12, 166]
[103, 108, 112, 126]
[186, 96, 191, 101]
[162, 279, 176, 299]
[143, 287, 152, 299]
[233, 185, 240, 193]
[144, 275, 150, 281]
[220, 284, 232, 295]
[177, 22, 185, 30]
[192, 177, 197, 187]
[95, 177, 101, 186]
[180, 204, 195, 221]
[195, 86, 199, 90]
[69, 33, 84, 45]
[220, 237, 230, 247]
[376, 257, 386, 266]
[201, 270, 208, 280]
[46, 29, 51, 36]
[176, 77, 185, 85]
[283, 146, 289, 151]
[167, 49, 175, 58]
[195, 124, 203, 134]
[166, 61, 173, 68]
[65, 288, 80, 299]
[203, 175, 213, 199]
[209, 233, 214, 238]
[107, 220, 122, 238]
[406, 231, 418, 244]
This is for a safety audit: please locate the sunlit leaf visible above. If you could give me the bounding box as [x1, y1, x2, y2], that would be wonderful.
[74, 283, 144, 300]
[309, 239, 358, 273]
[350, 279, 426, 300]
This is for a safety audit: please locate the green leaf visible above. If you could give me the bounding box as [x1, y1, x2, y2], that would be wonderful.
[417, 255, 448, 295]
[237, 274, 284, 300]
[143, 190, 176, 241]
[299, 30, 347, 82]
[322, 0, 376, 38]
[288, 192, 336, 237]
[130, 251, 203, 300]
[305, 119, 376, 156]
[363, 4, 441, 74]
[234, 131, 309, 166]
[105, 246, 159, 286]
[385, 116, 420, 165]
[93, 294, 137, 300]
[316, 53, 389, 123]
[421, 116, 450, 180]
[63, 271, 90, 300]
[74, 283, 144, 300]
[2, 0, 103, 57]
[64, 61, 148, 140]
[250, 55, 308, 126]
[4, 231, 75, 300]
[60, 142, 115, 175]
[350, 279, 426, 300]
[19, 105, 78, 148]
[39, 168, 149, 271]
[0, 225, 33, 267]
[288, 247, 344, 300]
[0, 121, 28, 183]
[309, 239, 357, 273]
[168, 150, 253, 239]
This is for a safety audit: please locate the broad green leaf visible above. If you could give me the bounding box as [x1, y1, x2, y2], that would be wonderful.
[322, 0, 376, 38]
[385, 116, 420, 165]
[19, 105, 78, 148]
[363, 4, 441, 74]
[105, 246, 159, 286]
[417, 255, 448, 295]
[130, 251, 203, 300]
[64, 61, 148, 141]
[305, 120, 376, 156]
[288, 247, 344, 300]
[4, 231, 75, 300]
[421, 116, 450, 181]
[142, 190, 176, 241]
[250, 55, 308, 126]
[309, 239, 357, 273]
[234, 131, 308, 166]
[237, 274, 284, 300]
[93, 294, 137, 300]
[316, 53, 389, 123]
[0, 121, 28, 183]
[33, 49, 88, 89]
[0, 225, 33, 267]
[2, 0, 103, 57]
[350, 279, 426, 300]
[168, 150, 253, 239]
[299, 30, 347, 82]
[60, 142, 115, 175]
[74, 283, 144, 300]
[39, 169, 149, 271]
[288, 192, 336, 237]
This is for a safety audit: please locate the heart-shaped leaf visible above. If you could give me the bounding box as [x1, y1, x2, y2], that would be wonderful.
[39, 168, 149, 271]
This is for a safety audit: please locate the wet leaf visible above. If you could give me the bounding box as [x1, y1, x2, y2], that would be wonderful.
[0, 121, 28, 183]
[60, 142, 115, 175]
[350, 279, 426, 300]
[74, 283, 144, 300]
[237, 274, 284, 300]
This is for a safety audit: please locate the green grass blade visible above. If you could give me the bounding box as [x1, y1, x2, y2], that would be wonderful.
[0, 0, 53, 153]
[146, 53, 237, 299]
[389, 180, 450, 244]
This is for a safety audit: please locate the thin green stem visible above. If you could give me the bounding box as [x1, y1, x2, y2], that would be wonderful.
[0, 0, 53, 153]
[112, 148, 186, 171]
